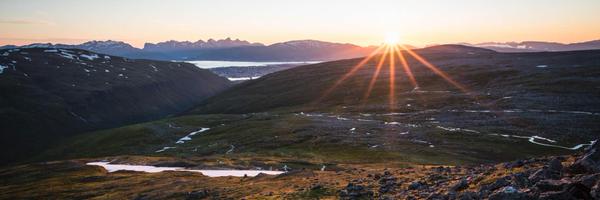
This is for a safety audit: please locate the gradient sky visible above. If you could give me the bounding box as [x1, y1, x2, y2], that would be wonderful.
[1, 0, 599, 47]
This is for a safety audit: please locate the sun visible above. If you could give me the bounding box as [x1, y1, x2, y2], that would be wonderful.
[384, 32, 400, 45]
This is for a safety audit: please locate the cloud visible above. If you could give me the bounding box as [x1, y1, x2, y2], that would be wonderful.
[0, 19, 54, 25]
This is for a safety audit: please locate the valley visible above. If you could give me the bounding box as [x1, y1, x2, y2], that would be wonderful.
[1, 45, 599, 199]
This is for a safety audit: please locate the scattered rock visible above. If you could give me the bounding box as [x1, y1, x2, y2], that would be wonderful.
[458, 191, 480, 200]
[451, 178, 469, 192]
[504, 160, 525, 169]
[579, 173, 600, 188]
[186, 189, 210, 200]
[488, 186, 531, 200]
[548, 158, 563, 173]
[511, 172, 531, 188]
[534, 179, 568, 192]
[339, 183, 373, 199]
[528, 167, 559, 184]
[408, 181, 427, 190]
[564, 183, 593, 199]
[591, 182, 600, 199]
[481, 176, 510, 192]
[570, 140, 600, 173]
[378, 171, 398, 194]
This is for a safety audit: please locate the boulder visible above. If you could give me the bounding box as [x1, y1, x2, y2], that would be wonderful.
[186, 190, 210, 200]
[451, 179, 469, 192]
[488, 186, 533, 200]
[481, 176, 510, 192]
[579, 173, 600, 188]
[458, 191, 481, 200]
[378, 172, 398, 194]
[570, 140, 600, 173]
[408, 181, 427, 190]
[339, 183, 373, 200]
[528, 168, 560, 184]
[534, 179, 569, 192]
[591, 182, 600, 199]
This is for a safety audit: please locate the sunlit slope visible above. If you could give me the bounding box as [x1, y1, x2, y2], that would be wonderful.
[37, 45, 600, 165]
[192, 45, 600, 114]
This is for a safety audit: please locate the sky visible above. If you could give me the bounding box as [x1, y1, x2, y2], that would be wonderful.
[1, 0, 599, 48]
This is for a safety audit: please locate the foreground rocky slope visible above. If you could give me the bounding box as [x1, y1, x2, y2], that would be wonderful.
[0, 139, 597, 199]
[0, 48, 231, 164]
[338, 139, 600, 200]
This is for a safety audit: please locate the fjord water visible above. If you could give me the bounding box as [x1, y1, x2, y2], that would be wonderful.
[186, 60, 320, 69]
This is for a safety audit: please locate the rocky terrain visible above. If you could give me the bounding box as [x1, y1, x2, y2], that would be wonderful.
[337, 139, 600, 200]
[0, 139, 598, 199]
[0, 48, 231, 165]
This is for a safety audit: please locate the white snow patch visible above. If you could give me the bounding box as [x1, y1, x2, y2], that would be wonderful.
[155, 147, 176, 153]
[536, 65, 548, 68]
[0, 65, 8, 74]
[226, 145, 235, 154]
[490, 134, 595, 150]
[436, 126, 481, 134]
[44, 49, 59, 53]
[87, 162, 284, 177]
[175, 128, 210, 144]
[80, 54, 99, 60]
[149, 64, 158, 72]
[228, 76, 260, 81]
[59, 52, 77, 59]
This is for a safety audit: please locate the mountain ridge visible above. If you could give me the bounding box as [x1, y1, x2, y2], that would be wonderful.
[0, 47, 232, 165]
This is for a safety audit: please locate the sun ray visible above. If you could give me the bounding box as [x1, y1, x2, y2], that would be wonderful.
[314, 45, 385, 103]
[388, 45, 397, 111]
[395, 45, 419, 89]
[398, 45, 469, 93]
[362, 45, 389, 103]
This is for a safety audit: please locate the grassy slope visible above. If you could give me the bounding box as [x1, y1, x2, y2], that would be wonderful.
[33, 46, 600, 166]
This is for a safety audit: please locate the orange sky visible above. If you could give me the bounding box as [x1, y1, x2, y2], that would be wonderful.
[1, 0, 599, 48]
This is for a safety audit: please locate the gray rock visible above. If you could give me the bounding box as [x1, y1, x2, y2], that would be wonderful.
[482, 176, 510, 192]
[579, 173, 600, 188]
[408, 181, 427, 190]
[451, 179, 469, 192]
[186, 190, 210, 200]
[488, 186, 532, 200]
[458, 191, 480, 200]
[548, 158, 563, 173]
[511, 172, 531, 188]
[571, 140, 600, 173]
[534, 179, 569, 192]
[378, 172, 398, 194]
[591, 181, 600, 199]
[339, 183, 374, 200]
[528, 168, 559, 184]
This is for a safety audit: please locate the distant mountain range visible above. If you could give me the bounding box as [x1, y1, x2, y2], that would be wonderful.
[462, 40, 600, 52]
[0, 39, 376, 61]
[1, 39, 599, 61]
